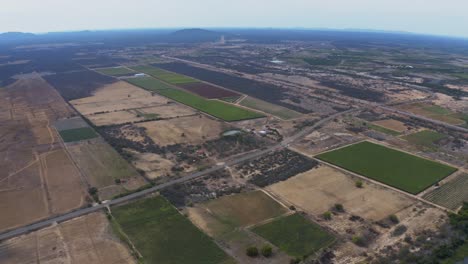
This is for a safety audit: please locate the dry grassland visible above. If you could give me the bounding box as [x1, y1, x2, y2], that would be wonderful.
[372, 119, 408, 132]
[0, 212, 136, 264]
[267, 166, 414, 221]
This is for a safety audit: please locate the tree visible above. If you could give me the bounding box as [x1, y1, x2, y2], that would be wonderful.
[389, 214, 399, 224]
[334, 203, 344, 212]
[355, 180, 363, 188]
[246, 246, 259, 257]
[88, 187, 98, 195]
[261, 245, 273, 257]
[323, 211, 332, 220]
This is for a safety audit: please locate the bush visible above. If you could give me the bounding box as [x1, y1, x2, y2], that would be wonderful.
[88, 187, 98, 195]
[352, 236, 366, 247]
[246, 246, 259, 257]
[334, 203, 344, 212]
[115, 178, 121, 184]
[389, 214, 399, 224]
[355, 180, 363, 188]
[392, 225, 408, 237]
[290, 257, 301, 264]
[261, 245, 273, 257]
[323, 211, 332, 220]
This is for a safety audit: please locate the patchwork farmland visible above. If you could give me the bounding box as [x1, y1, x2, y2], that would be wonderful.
[316, 141, 457, 194]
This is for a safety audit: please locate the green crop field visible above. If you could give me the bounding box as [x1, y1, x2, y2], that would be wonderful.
[59, 127, 98, 142]
[126, 77, 263, 121]
[240, 96, 302, 120]
[252, 213, 335, 257]
[111, 196, 231, 264]
[95, 67, 135, 76]
[132, 65, 199, 84]
[403, 130, 447, 150]
[316, 141, 457, 194]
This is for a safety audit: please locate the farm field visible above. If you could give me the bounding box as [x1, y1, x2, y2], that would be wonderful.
[111, 196, 231, 264]
[267, 166, 414, 221]
[0, 77, 86, 232]
[58, 127, 98, 142]
[423, 173, 468, 210]
[0, 212, 136, 264]
[95, 66, 135, 76]
[44, 69, 116, 100]
[127, 76, 264, 121]
[368, 123, 401, 136]
[66, 139, 146, 199]
[132, 65, 199, 84]
[399, 102, 466, 125]
[372, 119, 408, 133]
[252, 213, 335, 258]
[239, 96, 302, 120]
[402, 130, 447, 150]
[187, 190, 288, 238]
[178, 82, 240, 99]
[137, 115, 226, 146]
[316, 141, 457, 194]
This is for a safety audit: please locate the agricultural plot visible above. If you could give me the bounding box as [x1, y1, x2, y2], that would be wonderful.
[252, 213, 335, 258]
[423, 173, 468, 210]
[402, 130, 447, 151]
[0, 78, 86, 232]
[0, 212, 136, 264]
[127, 76, 264, 121]
[187, 190, 288, 238]
[132, 65, 199, 84]
[66, 139, 146, 199]
[240, 96, 302, 120]
[178, 82, 240, 99]
[267, 166, 414, 221]
[399, 102, 467, 126]
[367, 123, 401, 136]
[137, 115, 226, 146]
[44, 69, 116, 100]
[95, 66, 136, 76]
[372, 119, 408, 133]
[58, 127, 98, 142]
[316, 141, 457, 194]
[111, 196, 231, 264]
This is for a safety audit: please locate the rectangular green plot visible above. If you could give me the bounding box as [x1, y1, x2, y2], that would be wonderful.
[316, 141, 457, 194]
[95, 67, 135, 76]
[132, 65, 199, 84]
[240, 97, 302, 120]
[126, 77, 264, 122]
[402, 130, 447, 151]
[252, 213, 335, 257]
[59, 127, 98, 142]
[111, 196, 231, 264]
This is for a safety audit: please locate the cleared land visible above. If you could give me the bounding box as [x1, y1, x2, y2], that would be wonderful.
[187, 190, 288, 238]
[372, 119, 408, 133]
[0, 77, 86, 232]
[58, 127, 98, 142]
[267, 166, 414, 221]
[423, 173, 468, 210]
[137, 115, 226, 146]
[240, 96, 302, 120]
[316, 141, 457, 194]
[252, 213, 335, 257]
[95, 66, 136, 76]
[0, 212, 136, 264]
[111, 196, 231, 264]
[132, 65, 199, 84]
[66, 139, 146, 196]
[126, 76, 264, 121]
[402, 130, 447, 150]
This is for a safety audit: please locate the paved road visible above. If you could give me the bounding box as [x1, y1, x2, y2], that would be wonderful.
[0, 110, 350, 242]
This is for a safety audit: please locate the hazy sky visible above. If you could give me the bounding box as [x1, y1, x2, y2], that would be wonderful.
[2, 0, 468, 38]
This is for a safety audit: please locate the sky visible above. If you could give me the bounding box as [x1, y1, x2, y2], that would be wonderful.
[1, 0, 468, 38]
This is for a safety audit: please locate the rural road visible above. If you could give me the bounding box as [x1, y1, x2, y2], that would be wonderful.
[0, 109, 351, 242]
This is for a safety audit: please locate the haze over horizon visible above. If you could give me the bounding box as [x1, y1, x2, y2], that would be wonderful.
[2, 0, 468, 38]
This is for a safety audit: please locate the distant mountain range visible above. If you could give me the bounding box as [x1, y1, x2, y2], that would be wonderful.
[0, 32, 36, 40]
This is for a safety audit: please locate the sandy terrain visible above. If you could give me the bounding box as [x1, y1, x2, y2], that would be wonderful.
[0, 212, 136, 264]
[137, 116, 226, 146]
[372, 119, 408, 132]
[267, 165, 414, 221]
[0, 77, 86, 232]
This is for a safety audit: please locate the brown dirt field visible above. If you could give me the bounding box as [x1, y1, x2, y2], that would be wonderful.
[86, 110, 145, 127]
[267, 165, 414, 221]
[137, 103, 195, 119]
[137, 116, 226, 146]
[0, 212, 136, 264]
[70, 81, 168, 115]
[130, 152, 174, 179]
[0, 77, 85, 232]
[372, 119, 408, 132]
[43, 149, 86, 215]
